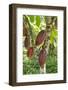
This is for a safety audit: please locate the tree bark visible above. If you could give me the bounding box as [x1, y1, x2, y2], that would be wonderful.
[40, 64, 46, 74]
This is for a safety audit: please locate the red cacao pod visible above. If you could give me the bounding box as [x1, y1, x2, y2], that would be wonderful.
[39, 49, 46, 68]
[27, 47, 34, 58]
[35, 30, 46, 46]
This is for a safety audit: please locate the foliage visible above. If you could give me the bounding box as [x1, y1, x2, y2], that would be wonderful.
[23, 15, 58, 74]
[23, 47, 57, 74]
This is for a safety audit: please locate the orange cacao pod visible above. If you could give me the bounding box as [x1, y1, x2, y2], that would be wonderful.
[39, 49, 46, 68]
[27, 47, 34, 58]
[35, 30, 46, 46]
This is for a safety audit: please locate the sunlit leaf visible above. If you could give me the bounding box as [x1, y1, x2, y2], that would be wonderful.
[54, 41, 57, 47]
[36, 16, 40, 27]
[50, 28, 58, 45]
[28, 15, 34, 22]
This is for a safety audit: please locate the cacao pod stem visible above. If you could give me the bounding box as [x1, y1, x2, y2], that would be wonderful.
[40, 64, 46, 74]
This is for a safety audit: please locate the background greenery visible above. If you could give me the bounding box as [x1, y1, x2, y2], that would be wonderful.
[23, 15, 58, 74]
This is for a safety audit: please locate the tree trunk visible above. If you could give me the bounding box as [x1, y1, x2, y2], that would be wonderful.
[40, 64, 46, 74]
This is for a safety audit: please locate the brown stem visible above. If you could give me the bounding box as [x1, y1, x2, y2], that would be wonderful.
[40, 17, 55, 74]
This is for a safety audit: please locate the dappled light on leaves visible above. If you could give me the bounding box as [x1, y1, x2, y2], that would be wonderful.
[23, 15, 57, 74]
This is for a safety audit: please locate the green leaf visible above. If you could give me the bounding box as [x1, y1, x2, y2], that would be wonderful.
[54, 41, 57, 47]
[50, 29, 58, 45]
[50, 35, 54, 44]
[36, 16, 40, 27]
[53, 29, 58, 37]
[28, 15, 34, 22]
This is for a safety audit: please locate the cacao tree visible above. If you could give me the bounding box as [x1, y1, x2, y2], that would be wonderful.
[23, 15, 57, 74]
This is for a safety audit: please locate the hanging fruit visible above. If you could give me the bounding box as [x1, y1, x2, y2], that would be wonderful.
[24, 36, 30, 49]
[23, 22, 29, 36]
[35, 30, 46, 46]
[39, 49, 47, 68]
[27, 47, 34, 58]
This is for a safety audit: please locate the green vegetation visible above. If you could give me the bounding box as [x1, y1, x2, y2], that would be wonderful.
[23, 15, 58, 75]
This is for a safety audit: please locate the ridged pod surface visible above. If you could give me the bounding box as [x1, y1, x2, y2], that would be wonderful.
[39, 49, 46, 68]
[27, 47, 34, 58]
[24, 36, 30, 49]
[35, 30, 46, 46]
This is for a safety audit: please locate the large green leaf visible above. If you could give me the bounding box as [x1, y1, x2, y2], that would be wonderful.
[28, 15, 34, 22]
[50, 28, 58, 46]
[36, 16, 40, 27]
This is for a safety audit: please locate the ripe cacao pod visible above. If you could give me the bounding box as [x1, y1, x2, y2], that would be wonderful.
[35, 30, 46, 46]
[27, 47, 34, 58]
[24, 36, 30, 49]
[39, 49, 46, 68]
